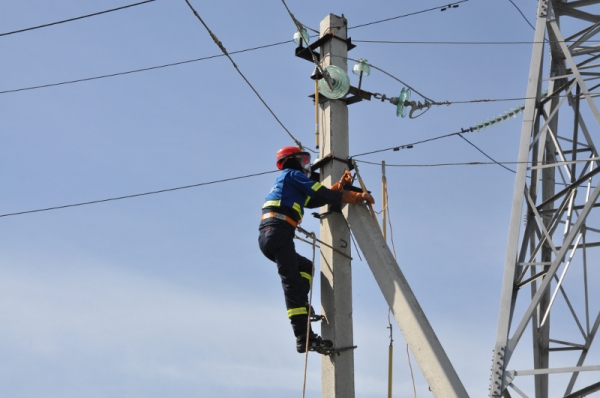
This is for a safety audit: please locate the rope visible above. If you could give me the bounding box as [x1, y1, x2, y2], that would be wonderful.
[384, 181, 398, 260]
[301, 231, 317, 398]
[387, 309, 394, 398]
[352, 160, 382, 231]
[407, 344, 417, 398]
[383, 170, 414, 396]
[183, 0, 305, 151]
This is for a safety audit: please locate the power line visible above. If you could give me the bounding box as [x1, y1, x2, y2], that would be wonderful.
[0, 2, 474, 100]
[0, 40, 291, 95]
[335, 54, 547, 106]
[457, 133, 515, 173]
[348, 0, 468, 30]
[0, 0, 156, 38]
[280, 0, 318, 34]
[351, 130, 516, 173]
[183, 0, 309, 152]
[352, 132, 460, 158]
[357, 159, 528, 167]
[506, 0, 535, 31]
[354, 39, 591, 45]
[331, 54, 435, 103]
[0, 170, 279, 219]
[282, 1, 467, 104]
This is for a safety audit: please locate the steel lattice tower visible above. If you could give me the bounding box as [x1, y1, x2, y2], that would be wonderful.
[490, 1, 600, 397]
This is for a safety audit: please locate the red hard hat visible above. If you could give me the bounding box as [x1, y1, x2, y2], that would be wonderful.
[276, 146, 302, 169]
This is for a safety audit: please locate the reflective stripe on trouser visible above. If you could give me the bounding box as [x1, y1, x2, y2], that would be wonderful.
[258, 223, 313, 337]
[288, 307, 308, 317]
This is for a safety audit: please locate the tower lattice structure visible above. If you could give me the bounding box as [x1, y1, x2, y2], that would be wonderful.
[491, 1, 600, 397]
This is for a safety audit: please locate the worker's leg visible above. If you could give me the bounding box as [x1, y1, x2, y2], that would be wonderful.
[258, 224, 311, 337]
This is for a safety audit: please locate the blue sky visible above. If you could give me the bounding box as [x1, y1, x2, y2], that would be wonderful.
[0, 1, 563, 397]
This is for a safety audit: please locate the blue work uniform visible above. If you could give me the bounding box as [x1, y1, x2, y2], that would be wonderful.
[258, 168, 342, 338]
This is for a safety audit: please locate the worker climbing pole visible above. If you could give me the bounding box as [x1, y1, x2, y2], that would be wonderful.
[258, 145, 373, 357]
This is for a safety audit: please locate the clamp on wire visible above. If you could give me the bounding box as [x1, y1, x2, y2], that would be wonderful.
[373, 93, 434, 119]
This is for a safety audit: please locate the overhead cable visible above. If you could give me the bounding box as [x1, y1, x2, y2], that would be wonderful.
[0, 0, 156, 37]
[354, 40, 586, 45]
[458, 133, 515, 173]
[357, 159, 529, 168]
[183, 0, 308, 151]
[352, 132, 460, 158]
[1, 2, 480, 101]
[0, 40, 291, 95]
[0, 170, 279, 219]
[348, 0, 468, 30]
[352, 130, 516, 173]
[506, 0, 535, 30]
[330, 54, 435, 103]
[280, 0, 318, 34]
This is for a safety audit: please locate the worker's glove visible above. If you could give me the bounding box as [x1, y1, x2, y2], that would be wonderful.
[341, 190, 375, 205]
[330, 171, 353, 192]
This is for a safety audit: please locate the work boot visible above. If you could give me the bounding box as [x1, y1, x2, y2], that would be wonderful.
[296, 331, 333, 354]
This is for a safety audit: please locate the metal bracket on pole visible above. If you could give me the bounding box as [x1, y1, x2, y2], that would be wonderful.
[294, 33, 356, 63]
[309, 85, 372, 105]
[311, 151, 355, 172]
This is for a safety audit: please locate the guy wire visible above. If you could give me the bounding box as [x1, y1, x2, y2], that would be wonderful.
[183, 0, 309, 151]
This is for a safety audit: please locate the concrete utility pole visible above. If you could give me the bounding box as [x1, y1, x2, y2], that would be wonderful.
[318, 14, 355, 398]
[490, 1, 600, 397]
[312, 12, 469, 398]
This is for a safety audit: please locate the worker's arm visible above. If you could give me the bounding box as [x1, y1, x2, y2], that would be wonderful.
[305, 186, 374, 208]
[305, 186, 343, 208]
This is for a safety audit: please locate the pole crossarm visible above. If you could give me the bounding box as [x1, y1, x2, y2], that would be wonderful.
[491, 1, 600, 397]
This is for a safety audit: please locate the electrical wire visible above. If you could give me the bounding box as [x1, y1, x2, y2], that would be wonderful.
[1, 5, 542, 106]
[356, 160, 529, 168]
[0, 0, 156, 37]
[281, 1, 464, 104]
[354, 39, 590, 45]
[0, 2, 466, 96]
[506, 0, 535, 31]
[183, 0, 309, 152]
[348, 0, 468, 30]
[0, 170, 279, 219]
[0, 40, 292, 95]
[352, 132, 460, 158]
[330, 54, 435, 103]
[332, 54, 552, 106]
[280, 0, 318, 34]
[457, 133, 516, 173]
[352, 129, 515, 174]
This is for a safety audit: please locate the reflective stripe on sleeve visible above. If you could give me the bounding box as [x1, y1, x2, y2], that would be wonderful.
[311, 182, 322, 191]
[288, 307, 308, 318]
[300, 272, 312, 285]
[263, 199, 281, 208]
